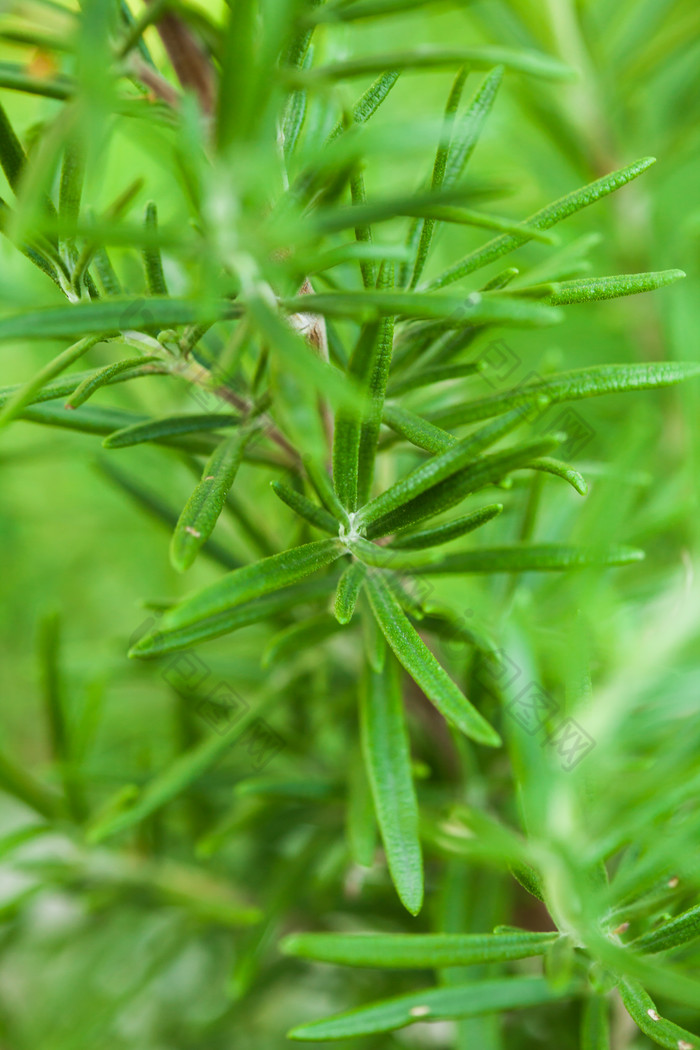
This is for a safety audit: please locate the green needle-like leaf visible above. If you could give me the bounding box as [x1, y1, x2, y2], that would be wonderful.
[130, 578, 336, 658]
[0, 335, 106, 429]
[334, 561, 366, 623]
[97, 459, 241, 571]
[529, 457, 587, 495]
[171, 427, 254, 572]
[132, 539, 344, 655]
[282, 930, 557, 968]
[65, 355, 164, 408]
[410, 66, 467, 289]
[360, 657, 423, 914]
[444, 66, 503, 185]
[357, 263, 395, 503]
[364, 570, 501, 746]
[284, 290, 561, 327]
[347, 536, 440, 570]
[382, 404, 455, 454]
[103, 413, 241, 449]
[427, 157, 656, 290]
[359, 405, 547, 532]
[617, 978, 699, 1050]
[533, 269, 685, 304]
[59, 138, 84, 238]
[390, 503, 504, 549]
[142, 202, 169, 296]
[271, 480, 339, 533]
[432, 363, 700, 428]
[632, 903, 700, 954]
[327, 71, 401, 142]
[0, 298, 240, 343]
[333, 262, 395, 509]
[367, 434, 559, 537]
[288, 976, 568, 1040]
[410, 66, 505, 287]
[292, 46, 574, 83]
[581, 996, 610, 1050]
[410, 544, 644, 575]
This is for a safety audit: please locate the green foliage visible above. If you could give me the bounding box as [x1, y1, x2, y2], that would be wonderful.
[1, 1, 700, 1048]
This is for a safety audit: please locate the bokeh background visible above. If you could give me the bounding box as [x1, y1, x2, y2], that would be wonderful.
[1, 1, 699, 1047]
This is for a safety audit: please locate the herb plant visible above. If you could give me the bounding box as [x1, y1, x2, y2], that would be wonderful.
[1, 1, 700, 1048]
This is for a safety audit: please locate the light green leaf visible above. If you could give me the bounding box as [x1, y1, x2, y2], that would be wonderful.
[536, 269, 685, 305]
[367, 434, 558, 538]
[288, 976, 568, 1040]
[617, 978, 699, 1050]
[359, 405, 546, 532]
[282, 929, 558, 968]
[529, 457, 587, 495]
[87, 701, 268, 843]
[0, 748, 63, 821]
[427, 158, 656, 290]
[129, 578, 335, 658]
[581, 995, 610, 1050]
[444, 66, 503, 185]
[382, 404, 455, 454]
[132, 540, 344, 655]
[632, 903, 700, 955]
[96, 458, 241, 572]
[142, 201, 168, 296]
[334, 561, 366, 624]
[170, 427, 254, 573]
[0, 297, 239, 343]
[284, 290, 561, 327]
[65, 355, 165, 408]
[347, 536, 440, 570]
[0, 335, 106, 429]
[327, 71, 401, 142]
[410, 66, 467, 289]
[364, 571, 501, 746]
[103, 412, 240, 449]
[361, 657, 423, 914]
[292, 46, 574, 84]
[410, 544, 644, 575]
[390, 503, 504, 549]
[433, 362, 700, 428]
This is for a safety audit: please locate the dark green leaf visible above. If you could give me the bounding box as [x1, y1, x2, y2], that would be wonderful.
[334, 561, 366, 624]
[171, 427, 254, 572]
[132, 540, 344, 655]
[617, 978, 699, 1050]
[271, 480, 339, 533]
[364, 571, 501, 746]
[361, 657, 423, 913]
[390, 503, 504, 549]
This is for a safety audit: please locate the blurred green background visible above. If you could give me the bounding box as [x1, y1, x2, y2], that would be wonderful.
[1, 1, 699, 1047]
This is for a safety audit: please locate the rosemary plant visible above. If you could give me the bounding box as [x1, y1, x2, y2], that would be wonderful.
[1, 1, 700, 1047]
